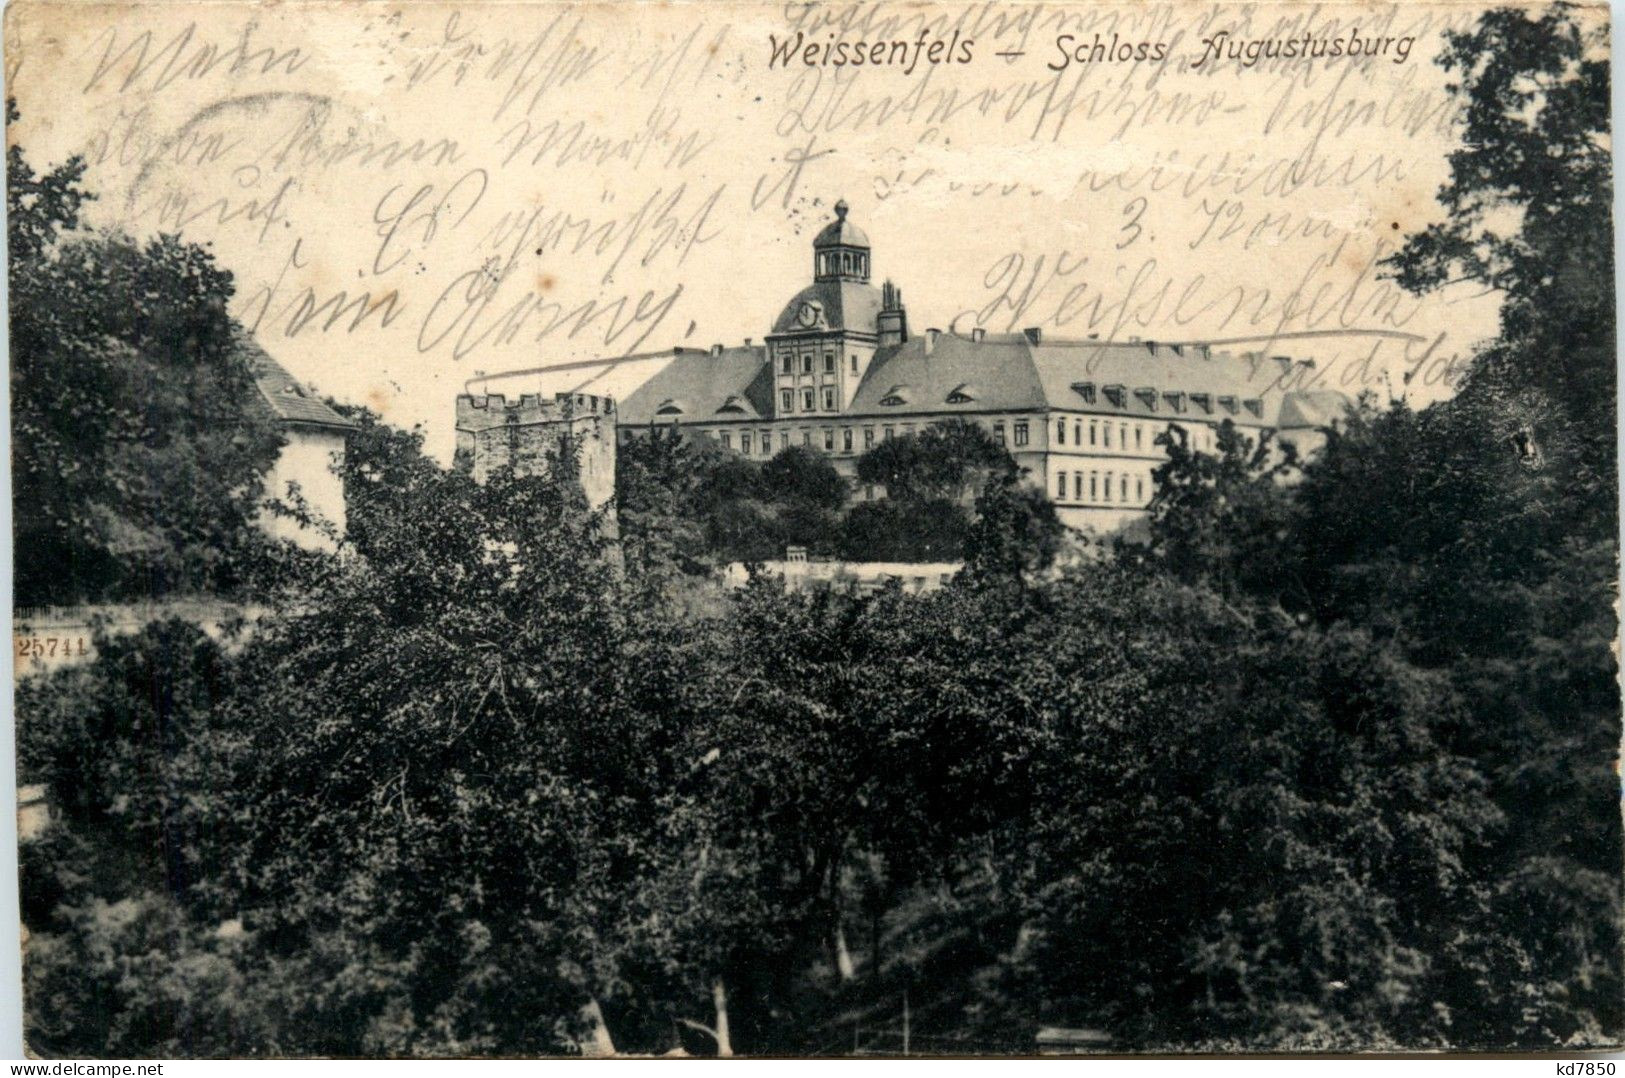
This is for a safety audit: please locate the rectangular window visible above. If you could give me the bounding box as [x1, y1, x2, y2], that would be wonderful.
[802, 388, 815, 410]
[781, 389, 793, 412]
[1014, 421, 1029, 447]
[850, 354, 858, 373]
[801, 354, 813, 374]
[824, 352, 835, 373]
[1057, 472, 1067, 498]
[1090, 472, 1098, 500]
[1074, 420, 1081, 444]
[993, 422, 1006, 446]
[720, 432, 731, 449]
[761, 431, 772, 455]
[822, 386, 836, 410]
[1136, 475, 1144, 502]
[883, 426, 894, 441]
[1104, 471, 1113, 502]
[1056, 419, 1066, 445]
[802, 429, 812, 446]
[1074, 473, 1082, 500]
[1119, 424, 1128, 450]
[1103, 424, 1111, 449]
[1135, 425, 1143, 450]
[1089, 421, 1097, 446]
[823, 428, 834, 451]
[843, 428, 853, 452]
[1120, 474, 1128, 500]
[741, 433, 752, 455]
[864, 427, 875, 449]
[781, 354, 792, 375]
[780, 431, 790, 450]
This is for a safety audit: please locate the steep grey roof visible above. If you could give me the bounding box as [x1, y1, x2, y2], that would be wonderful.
[850, 333, 1043, 415]
[235, 329, 356, 430]
[618, 332, 1351, 431]
[618, 345, 772, 427]
[770, 280, 884, 335]
[851, 333, 1347, 428]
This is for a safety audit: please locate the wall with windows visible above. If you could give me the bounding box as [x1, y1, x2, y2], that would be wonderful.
[766, 334, 878, 420]
[619, 408, 1276, 534]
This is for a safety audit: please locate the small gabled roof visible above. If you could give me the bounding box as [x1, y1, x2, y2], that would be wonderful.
[234, 328, 356, 431]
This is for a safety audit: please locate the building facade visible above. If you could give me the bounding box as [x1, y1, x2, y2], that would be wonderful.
[241, 331, 355, 548]
[461, 201, 1352, 533]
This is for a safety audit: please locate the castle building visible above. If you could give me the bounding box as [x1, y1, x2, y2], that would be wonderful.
[453, 391, 618, 511]
[459, 201, 1351, 532]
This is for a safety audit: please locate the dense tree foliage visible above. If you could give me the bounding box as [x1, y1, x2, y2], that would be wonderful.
[1139, 1, 1621, 1046]
[9, 102, 283, 605]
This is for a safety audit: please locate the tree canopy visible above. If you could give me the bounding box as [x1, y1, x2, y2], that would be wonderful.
[8, 102, 284, 605]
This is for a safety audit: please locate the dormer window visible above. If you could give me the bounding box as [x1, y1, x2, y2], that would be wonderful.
[1103, 384, 1126, 408]
[1071, 382, 1097, 404]
[1243, 398, 1263, 418]
[1135, 387, 1158, 411]
[655, 400, 684, 416]
[879, 385, 910, 406]
[1164, 391, 1185, 413]
[1218, 395, 1238, 414]
[1190, 392, 1212, 414]
[945, 384, 976, 405]
[716, 396, 749, 414]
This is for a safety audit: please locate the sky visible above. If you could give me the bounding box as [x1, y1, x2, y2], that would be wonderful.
[7, 0, 1508, 462]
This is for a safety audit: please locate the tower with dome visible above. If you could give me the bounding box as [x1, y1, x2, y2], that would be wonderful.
[459, 199, 1351, 532]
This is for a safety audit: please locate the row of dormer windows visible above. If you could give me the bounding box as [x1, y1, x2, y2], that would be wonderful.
[1071, 381, 1262, 418]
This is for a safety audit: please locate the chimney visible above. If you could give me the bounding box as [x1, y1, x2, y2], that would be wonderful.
[1023, 327, 1043, 345]
[878, 279, 909, 346]
[924, 328, 940, 354]
[710, 343, 724, 356]
[971, 327, 986, 343]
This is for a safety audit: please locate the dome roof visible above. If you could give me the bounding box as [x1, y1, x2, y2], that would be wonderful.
[771, 279, 883, 335]
[813, 199, 869, 248]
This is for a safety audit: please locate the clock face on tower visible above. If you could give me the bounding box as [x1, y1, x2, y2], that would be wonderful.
[796, 300, 822, 328]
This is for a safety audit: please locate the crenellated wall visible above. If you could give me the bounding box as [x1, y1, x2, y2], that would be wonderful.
[454, 392, 617, 511]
